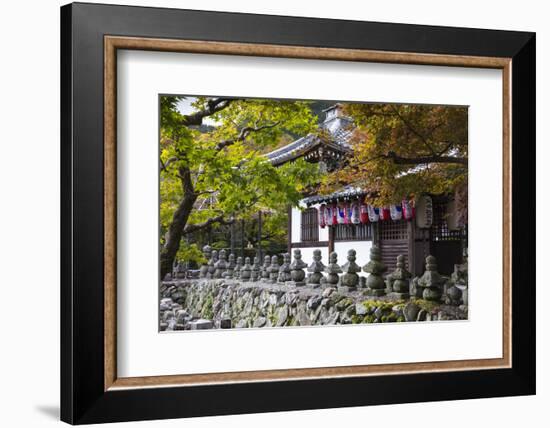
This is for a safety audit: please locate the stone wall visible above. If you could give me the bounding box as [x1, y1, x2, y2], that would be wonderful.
[159, 279, 467, 331]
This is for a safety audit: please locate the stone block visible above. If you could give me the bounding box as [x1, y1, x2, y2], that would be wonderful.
[189, 319, 214, 330]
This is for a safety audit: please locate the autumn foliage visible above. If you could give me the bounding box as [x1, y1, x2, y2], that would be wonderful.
[322, 103, 468, 206]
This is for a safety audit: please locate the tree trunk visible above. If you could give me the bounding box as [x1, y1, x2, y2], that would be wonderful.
[160, 193, 197, 279]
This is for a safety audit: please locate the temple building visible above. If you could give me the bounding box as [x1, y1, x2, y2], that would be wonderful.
[264, 104, 467, 276]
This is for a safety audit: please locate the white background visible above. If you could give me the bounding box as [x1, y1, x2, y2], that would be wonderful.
[118, 51, 502, 377]
[0, 0, 546, 427]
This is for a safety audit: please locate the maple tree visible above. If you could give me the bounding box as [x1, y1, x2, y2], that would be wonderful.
[159, 96, 320, 278]
[322, 103, 468, 206]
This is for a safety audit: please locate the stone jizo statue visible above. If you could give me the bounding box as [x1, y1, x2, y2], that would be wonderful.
[251, 256, 261, 281]
[289, 249, 307, 286]
[449, 250, 468, 306]
[261, 255, 271, 281]
[214, 249, 228, 279]
[417, 255, 445, 301]
[307, 249, 325, 286]
[388, 254, 411, 299]
[240, 257, 252, 282]
[223, 253, 236, 279]
[234, 256, 243, 280]
[278, 253, 292, 283]
[199, 245, 212, 278]
[207, 250, 218, 279]
[340, 249, 361, 290]
[269, 255, 280, 283]
[363, 246, 387, 296]
[325, 252, 342, 286]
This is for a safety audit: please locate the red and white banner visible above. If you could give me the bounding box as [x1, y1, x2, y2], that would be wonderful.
[367, 205, 379, 222]
[319, 204, 327, 228]
[360, 203, 369, 224]
[390, 204, 403, 220]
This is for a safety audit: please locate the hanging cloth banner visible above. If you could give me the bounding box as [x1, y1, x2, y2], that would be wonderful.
[344, 202, 353, 224]
[402, 199, 414, 220]
[337, 204, 346, 224]
[351, 202, 361, 224]
[390, 204, 403, 221]
[331, 203, 338, 226]
[319, 204, 327, 228]
[360, 203, 369, 224]
[367, 205, 379, 222]
[379, 206, 390, 221]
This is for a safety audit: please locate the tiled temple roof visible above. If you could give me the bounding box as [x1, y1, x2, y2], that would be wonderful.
[265, 105, 354, 166]
[302, 186, 369, 206]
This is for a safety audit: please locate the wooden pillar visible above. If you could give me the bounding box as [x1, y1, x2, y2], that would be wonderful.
[328, 226, 335, 254]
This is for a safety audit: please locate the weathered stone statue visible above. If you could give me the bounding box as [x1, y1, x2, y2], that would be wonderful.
[410, 276, 422, 298]
[447, 251, 468, 305]
[234, 256, 243, 280]
[278, 253, 292, 283]
[388, 255, 412, 299]
[251, 256, 261, 281]
[240, 257, 252, 282]
[289, 249, 307, 286]
[175, 260, 187, 279]
[207, 250, 218, 279]
[223, 253, 236, 279]
[261, 255, 271, 281]
[307, 249, 325, 286]
[325, 252, 342, 286]
[417, 255, 445, 301]
[269, 255, 280, 283]
[214, 249, 227, 279]
[340, 249, 361, 291]
[363, 246, 387, 296]
[199, 245, 212, 278]
[446, 281, 462, 306]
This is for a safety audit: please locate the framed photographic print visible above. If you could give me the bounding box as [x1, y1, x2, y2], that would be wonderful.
[60, 2, 536, 424]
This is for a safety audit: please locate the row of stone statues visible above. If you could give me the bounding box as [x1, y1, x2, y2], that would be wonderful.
[197, 245, 467, 304]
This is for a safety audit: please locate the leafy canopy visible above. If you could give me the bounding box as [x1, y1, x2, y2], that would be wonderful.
[160, 96, 320, 248]
[322, 103, 468, 205]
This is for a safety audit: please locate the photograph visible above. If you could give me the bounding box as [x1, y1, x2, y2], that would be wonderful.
[159, 96, 469, 331]
[0, 0, 541, 425]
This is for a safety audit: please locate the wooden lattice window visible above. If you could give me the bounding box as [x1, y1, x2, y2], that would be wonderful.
[334, 223, 372, 241]
[431, 201, 465, 241]
[379, 220, 409, 270]
[379, 220, 409, 241]
[301, 208, 319, 242]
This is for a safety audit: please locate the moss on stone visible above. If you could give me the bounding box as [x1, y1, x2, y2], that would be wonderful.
[411, 298, 440, 313]
[336, 297, 354, 310]
[363, 314, 376, 323]
[386, 313, 398, 322]
[201, 294, 214, 319]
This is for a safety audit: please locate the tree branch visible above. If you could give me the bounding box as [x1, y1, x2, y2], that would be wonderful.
[160, 156, 178, 172]
[389, 105, 437, 156]
[179, 98, 236, 126]
[182, 214, 235, 235]
[216, 121, 280, 150]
